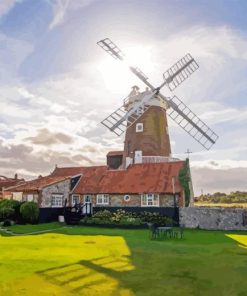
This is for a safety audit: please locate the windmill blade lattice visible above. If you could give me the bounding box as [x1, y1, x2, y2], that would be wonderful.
[97, 37, 219, 150]
[167, 96, 219, 150]
[97, 38, 125, 60]
[163, 54, 199, 91]
[101, 91, 156, 135]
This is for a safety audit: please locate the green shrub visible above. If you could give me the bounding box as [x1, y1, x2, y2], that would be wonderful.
[111, 209, 127, 223]
[3, 219, 13, 227]
[119, 217, 142, 225]
[0, 207, 15, 219]
[0, 199, 20, 210]
[20, 202, 39, 223]
[139, 211, 174, 225]
[93, 210, 112, 220]
[0, 199, 22, 221]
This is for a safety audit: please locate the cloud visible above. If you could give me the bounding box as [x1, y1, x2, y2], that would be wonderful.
[48, 0, 95, 30]
[0, 0, 19, 18]
[191, 159, 247, 170]
[0, 33, 33, 81]
[191, 167, 247, 195]
[25, 128, 74, 145]
[1, 21, 247, 195]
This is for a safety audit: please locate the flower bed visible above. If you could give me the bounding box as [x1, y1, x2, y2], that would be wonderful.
[80, 209, 175, 228]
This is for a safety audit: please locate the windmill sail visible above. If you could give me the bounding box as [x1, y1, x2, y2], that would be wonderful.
[97, 37, 219, 149]
[163, 54, 199, 91]
[101, 91, 156, 135]
[166, 95, 219, 150]
[97, 38, 125, 60]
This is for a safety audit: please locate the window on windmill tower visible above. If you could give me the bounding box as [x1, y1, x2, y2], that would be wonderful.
[136, 123, 143, 132]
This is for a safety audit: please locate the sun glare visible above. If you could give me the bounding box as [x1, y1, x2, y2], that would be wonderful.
[97, 45, 154, 94]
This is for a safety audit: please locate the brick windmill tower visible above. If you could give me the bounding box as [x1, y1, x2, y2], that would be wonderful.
[122, 85, 171, 167]
[97, 38, 218, 169]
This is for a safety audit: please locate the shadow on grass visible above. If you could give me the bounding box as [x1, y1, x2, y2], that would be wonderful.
[33, 227, 247, 296]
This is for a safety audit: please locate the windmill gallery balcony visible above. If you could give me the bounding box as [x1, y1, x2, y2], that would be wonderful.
[141, 156, 180, 164]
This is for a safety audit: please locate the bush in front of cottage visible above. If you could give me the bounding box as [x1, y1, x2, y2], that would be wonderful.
[20, 202, 39, 224]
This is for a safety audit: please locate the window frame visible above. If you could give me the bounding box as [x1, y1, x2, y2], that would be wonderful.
[96, 194, 109, 205]
[27, 194, 34, 202]
[141, 193, 159, 207]
[51, 194, 64, 208]
[123, 195, 131, 202]
[72, 194, 80, 206]
[136, 123, 143, 133]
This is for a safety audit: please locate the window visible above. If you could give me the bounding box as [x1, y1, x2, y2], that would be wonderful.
[96, 194, 109, 205]
[136, 123, 143, 132]
[27, 194, 34, 202]
[72, 194, 80, 206]
[51, 194, 64, 207]
[84, 195, 91, 203]
[141, 194, 159, 207]
[124, 195, 130, 202]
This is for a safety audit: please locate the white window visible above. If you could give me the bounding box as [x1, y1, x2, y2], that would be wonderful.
[72, 194, 80, 206]
[136, 123, 143, 132]
[51, 194, 64, 207]
[141, 193, 159, 207]
[96, 194, 109, 205]
[27, 194, 34, 202]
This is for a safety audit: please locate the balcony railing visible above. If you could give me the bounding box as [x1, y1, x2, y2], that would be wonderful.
[141, 156, 180, 164]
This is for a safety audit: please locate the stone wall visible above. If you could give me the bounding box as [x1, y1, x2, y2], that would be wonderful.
[41, 179, 71, 208]
[179, 207, 247, 231]
[160, 194, 177, 207]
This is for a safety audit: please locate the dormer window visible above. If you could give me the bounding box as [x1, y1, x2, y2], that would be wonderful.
[136, 123, 143, 132]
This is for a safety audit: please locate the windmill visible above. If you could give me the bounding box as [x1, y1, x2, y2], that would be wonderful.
[97, 38, 218, 167]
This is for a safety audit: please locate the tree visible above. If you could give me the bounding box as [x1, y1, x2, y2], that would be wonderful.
[20, 202, 39, 223]
[178, 158, 191, 207]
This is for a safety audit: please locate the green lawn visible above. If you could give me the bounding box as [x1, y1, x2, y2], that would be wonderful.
[0, 224, 246, 296]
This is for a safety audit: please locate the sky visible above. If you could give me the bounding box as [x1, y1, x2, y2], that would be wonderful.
[1, 0, 247, 195]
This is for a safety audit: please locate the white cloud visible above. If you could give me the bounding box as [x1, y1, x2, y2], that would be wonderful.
[48, 0, 95, 30]
[0, 33, 33, 81]
[191, 159, 247, 170]
[191, 167, 247, 195]
[0, 0, 19, 18]
[1, 22, 247, 194]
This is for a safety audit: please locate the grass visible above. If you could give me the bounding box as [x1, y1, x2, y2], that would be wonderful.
[194, 202, 247, 208]
[0, 225, 247, 296]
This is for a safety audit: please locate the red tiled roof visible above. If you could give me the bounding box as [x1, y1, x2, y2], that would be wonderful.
[107, 151, 124, 157]
[0, 176, 25, 190]
[50, 166, 85, 177]
[50, 166, 105, 177]
[72, 166, 108, 193]
[7, 176, 70, 192]
[73, 161, 185, 194]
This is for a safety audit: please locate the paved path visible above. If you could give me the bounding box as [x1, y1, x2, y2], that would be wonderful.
[0, 226, 70, 236]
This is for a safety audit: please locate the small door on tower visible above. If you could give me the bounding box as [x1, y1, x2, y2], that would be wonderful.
[134, 150, 142, 164]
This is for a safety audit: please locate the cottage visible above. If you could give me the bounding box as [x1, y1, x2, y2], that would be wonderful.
[0, 174, 25, 200]
[69, 161, 187, 210]
[6, 174, 81, 207]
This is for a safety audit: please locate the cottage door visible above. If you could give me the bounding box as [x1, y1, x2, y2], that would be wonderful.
[83, 195, 91, 214]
